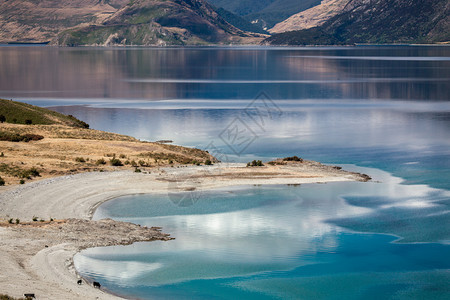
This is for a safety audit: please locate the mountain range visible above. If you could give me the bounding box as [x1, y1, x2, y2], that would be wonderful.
[0, 0, 448, 46]
[0, 0, 264, 45]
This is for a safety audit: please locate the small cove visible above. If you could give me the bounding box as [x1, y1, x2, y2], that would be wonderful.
[75, 166, 450, 299]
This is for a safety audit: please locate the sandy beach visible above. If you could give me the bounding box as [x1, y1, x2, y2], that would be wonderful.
[0, 162, 369, 299]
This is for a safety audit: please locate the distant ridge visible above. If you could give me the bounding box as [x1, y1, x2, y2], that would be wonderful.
[265, 0, 450, 45]
[207, 0, 321, 30]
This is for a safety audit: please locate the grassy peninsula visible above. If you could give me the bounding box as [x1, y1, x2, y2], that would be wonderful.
[0, 99, 216, 186]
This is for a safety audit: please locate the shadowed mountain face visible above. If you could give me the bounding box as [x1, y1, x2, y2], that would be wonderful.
[0, 0, 263, 45]
[207, 0, 321, 30]
[265, 0, 450, 45]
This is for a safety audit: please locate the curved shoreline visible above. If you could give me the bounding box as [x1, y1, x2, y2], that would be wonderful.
[0, 163, 369, 299]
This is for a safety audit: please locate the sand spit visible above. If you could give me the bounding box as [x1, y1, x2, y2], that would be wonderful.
[0, 162, 370, 299]
[0, 219, 171, 299]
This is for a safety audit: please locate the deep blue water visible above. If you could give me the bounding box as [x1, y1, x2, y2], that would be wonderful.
[0, 46, 449, 299]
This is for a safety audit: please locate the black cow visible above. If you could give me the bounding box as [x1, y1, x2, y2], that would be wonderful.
[77, 279, 82, 285]
[24, 294, 35, 299]
[93, 281, 101, 288]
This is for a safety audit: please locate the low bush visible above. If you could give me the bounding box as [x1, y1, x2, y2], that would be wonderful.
[247, 160, 264, 167]
[0, 132, 44, 142]
[0, 176, 4, 186]
[22, 134, 44, 142]
[205, 159, 212, 165]
[0, 294, 27, 300]
[96, 158, 106, 165]
[110, 158, 123, 166]
[75, 157, 86, 163]
[20, 167, 40, 179]
[283, 156, 303, 162]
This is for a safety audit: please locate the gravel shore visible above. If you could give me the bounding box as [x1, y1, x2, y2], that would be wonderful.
[0, 162, 370, 299]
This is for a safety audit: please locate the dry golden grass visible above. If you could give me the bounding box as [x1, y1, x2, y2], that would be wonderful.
[0, 123, 216, 185]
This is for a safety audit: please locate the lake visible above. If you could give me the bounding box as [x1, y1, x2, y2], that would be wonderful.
[0, 45, 449, 299]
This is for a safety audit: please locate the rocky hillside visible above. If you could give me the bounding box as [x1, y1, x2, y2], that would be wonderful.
[265, 0, 450, 45]
[0, 0, 129, 43]
[269, 0, 348, 33]
[0, 0, 263, 45]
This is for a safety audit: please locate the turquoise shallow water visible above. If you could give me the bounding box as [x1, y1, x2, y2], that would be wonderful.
[74, 167, 450, 299]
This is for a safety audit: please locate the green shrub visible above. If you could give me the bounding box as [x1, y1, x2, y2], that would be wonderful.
[130, 160, 138, 167]
[32, 216, 38, 222]
[8, 218, 13, 224]
[0, 152, 4, 157]
[205, 159, 212, 165]
[110, 158, 123, 166]
[15, 219, 19, 224]
[134, 168, 141, 173]
[0, 294, 28, 300]
[283, 156, 303, 162]
[21, 167, 39, 178]
[96, 158, 106, 165]
[0, 176, 4, 186]
[19, 179, 25, 184]
[75, 157, 86, 163]
[25, 119, 33, 125]
[0, 132, 44, 142]
[138, 160, 146, 166]
[0, 115, 5, 123]
[22, 134, 44, 142]
[247, 160, 264, 167]
[119, 154, 126, 158]
[0, 132, 23, 142]
[124, 160, 130, 165]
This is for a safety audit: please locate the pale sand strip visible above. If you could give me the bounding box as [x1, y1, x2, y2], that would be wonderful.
[0, 163, 368, 299]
